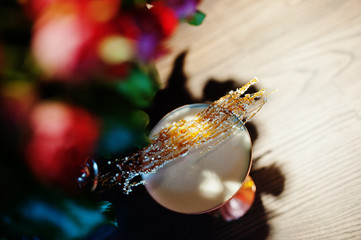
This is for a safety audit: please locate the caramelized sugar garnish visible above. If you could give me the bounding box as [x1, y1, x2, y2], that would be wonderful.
[100, 78, 270, 194]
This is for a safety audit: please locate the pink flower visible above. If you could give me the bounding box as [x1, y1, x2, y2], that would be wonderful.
[32, 15, 97, 80]
[31, 0, 125, 81]
[26, 102, 99, 191]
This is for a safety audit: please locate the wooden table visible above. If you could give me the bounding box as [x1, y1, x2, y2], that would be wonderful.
[148, 0, 361, 239]
[108, 0, 361, 239]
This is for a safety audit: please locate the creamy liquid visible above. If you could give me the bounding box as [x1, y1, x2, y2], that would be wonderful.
[142, 104, 252, 214]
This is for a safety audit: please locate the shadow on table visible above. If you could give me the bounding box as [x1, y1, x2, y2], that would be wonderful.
[98, 51, 285, 240]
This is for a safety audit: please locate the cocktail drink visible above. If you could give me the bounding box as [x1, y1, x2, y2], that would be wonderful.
[78, 78, 267, 220]
[143, 104, 256, 219]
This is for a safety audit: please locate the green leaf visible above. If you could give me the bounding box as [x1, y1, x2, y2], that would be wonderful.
[187, 10, 206, 26]
[116, 65, 159, 108]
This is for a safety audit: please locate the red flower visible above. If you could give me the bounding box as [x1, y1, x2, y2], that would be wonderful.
[150, 3, 178, 38]
[135, 3, 178, 61]
[26, 102, 99, 191]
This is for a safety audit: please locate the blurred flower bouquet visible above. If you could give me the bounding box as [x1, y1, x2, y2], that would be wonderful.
[0, 0, 204, 239]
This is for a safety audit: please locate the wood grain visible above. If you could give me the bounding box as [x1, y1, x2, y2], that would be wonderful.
[155, 0, 361, 239]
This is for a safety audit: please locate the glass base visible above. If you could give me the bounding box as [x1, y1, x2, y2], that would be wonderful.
[219, 176, 256, 221]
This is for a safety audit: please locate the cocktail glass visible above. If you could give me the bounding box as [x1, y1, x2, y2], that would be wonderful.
[78, 103, 256, 221]
[142, 103, 256, 221]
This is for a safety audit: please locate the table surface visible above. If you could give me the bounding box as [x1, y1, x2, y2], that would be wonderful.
[153, 0, 361, 239]
[109, 1, 361, 239]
